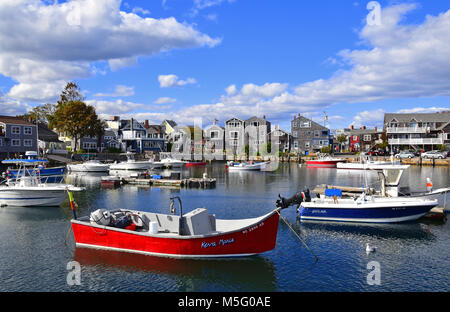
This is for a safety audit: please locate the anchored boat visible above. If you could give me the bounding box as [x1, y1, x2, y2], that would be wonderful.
[4, 151, 66, 183]
[279, 164, 441, 223]
[109, 152, 155, 171]
[0, 159, 84, 207]
[71, 196, 290, 258]
[306, 153, 347, 168]
[226, 161, 269, 171]
[68, 160, 110, 172]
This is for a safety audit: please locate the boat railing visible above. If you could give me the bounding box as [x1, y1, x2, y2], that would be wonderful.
[5, 172, 67, 185]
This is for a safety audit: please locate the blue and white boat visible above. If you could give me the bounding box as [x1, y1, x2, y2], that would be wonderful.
[4, 151, 66, 183]
[0, 158, 84, 207]
[279, 164, 440, 223]
[298, 192, 438, 223]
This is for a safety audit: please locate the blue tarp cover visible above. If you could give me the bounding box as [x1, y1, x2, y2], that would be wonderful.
[325, 188, 342, 197]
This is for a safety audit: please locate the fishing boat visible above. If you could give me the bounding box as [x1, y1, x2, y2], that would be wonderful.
[336, 153, 399, 171]
[282, 164, 440, 223]
[100, 176, 122, 187]
[4, 151, 66, 183]
[306, 153, 347, 168]
[109, 152, 154, 171]
[0, 159, 84, 207]
[186, 161, 207, 168]
[226, 161, 268, 171]
[298, 191, 438, 223]
[68, 160, 110, 172]
[71, 196, 287, 258]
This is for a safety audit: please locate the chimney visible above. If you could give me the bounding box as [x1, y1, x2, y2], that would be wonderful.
[130, 118, 134, 131]
[350, 125, 354, 130]
[374, 126, 378, 132]
[362, 126, 366, 130]
[263, 115, 266, 120]
[145, 120, 149, 129]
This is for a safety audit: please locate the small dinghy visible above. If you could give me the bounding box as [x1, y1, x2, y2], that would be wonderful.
[71, 195, 300, 258]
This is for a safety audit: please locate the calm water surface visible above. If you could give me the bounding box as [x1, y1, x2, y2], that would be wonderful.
[0, 163, 449, 292]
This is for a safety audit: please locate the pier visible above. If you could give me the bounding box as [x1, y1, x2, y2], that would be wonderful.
[120, 177, 217, 188]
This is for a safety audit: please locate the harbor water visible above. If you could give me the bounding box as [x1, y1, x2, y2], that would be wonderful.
[0, 162, 449, 292]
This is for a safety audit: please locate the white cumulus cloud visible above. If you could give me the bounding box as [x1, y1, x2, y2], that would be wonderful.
[0, 0, 219, 102]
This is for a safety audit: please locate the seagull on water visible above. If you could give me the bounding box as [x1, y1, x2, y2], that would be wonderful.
[366, 243, 376, 253]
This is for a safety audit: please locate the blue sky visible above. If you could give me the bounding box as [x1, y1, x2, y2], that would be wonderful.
[0, 0, 449, 131]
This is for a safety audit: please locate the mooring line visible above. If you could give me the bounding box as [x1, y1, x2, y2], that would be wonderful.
[277, 210, 318, 263]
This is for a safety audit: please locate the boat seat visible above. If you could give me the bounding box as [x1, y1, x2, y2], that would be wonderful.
[180, 208, 216, 236]
[141, 212, 181, 234]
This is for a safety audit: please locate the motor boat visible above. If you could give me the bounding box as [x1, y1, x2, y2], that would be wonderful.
[226, 161, 268, 171]
[0, 159, 84, 207]
[71, 196, 288, 258]
[186, 161, 207, 168]
[298, 191, 438, 223]
[4, 151, 66, 183]
[109, 152, 154, 171]
[336, 153, 399, 171]
[152, 157, 186, 169]
[306, 153, 347, 168]
[68, 160, 110, 172]
[280, 164, 440, 223]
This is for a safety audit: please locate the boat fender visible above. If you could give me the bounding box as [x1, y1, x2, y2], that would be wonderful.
[90, 209, 111, 226]
[426, 178, 433, 192]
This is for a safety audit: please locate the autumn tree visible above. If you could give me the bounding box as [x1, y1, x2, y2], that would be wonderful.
[51, 82, 104, 151]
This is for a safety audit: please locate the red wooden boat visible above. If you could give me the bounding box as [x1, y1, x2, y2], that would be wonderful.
[70, 196, 296, 258]
[186, 161, 207, 167]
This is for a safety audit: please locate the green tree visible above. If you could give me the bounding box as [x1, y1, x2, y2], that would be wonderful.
[51, 82, 104, 151]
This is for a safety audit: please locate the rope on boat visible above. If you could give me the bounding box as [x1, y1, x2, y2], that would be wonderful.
[276, 210, 319, 263]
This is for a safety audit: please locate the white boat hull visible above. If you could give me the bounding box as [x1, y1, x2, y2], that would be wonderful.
[109, 162, 152, 170]
[299, 197, 438, 223]
[68, 164, 110, 172]
[0, 188, 69, 207]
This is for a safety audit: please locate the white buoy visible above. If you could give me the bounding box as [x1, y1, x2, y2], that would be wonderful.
[366, 243, 376, 253]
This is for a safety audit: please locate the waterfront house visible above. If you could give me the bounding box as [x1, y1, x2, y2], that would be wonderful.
[143, 121, 166, 154]
[0, 115, 38, 159]
[37, 123, 67, 155]
[161, 120, 177, 136]
[269, 125, 291, 153]
[225, 117, 246, 157]
[383, 111, 450, 152]
[244, 116, 271, 155]
[204, 119, 225, 158]
[121, 118, 158, 153]
[291, 114, 331, 154]
[348, 126, 384, 153]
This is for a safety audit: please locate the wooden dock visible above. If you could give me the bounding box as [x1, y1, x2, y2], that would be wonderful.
[122, 177, 217, 188]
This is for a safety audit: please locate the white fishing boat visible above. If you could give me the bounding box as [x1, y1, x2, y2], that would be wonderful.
[336, 153, 399, 171]
[109, 152, 154, 171]
[68, 160, 110, 172]
[151, 152, 186, 169]
[0, 159, 84, 207]
[226, 161, 268, 171]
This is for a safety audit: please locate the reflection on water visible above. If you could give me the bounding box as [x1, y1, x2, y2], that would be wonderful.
[74, 247, 277, 292]
[0, 162, 449, 291]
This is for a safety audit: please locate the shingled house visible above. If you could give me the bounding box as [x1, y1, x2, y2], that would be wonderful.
[383, 111, 450, 152]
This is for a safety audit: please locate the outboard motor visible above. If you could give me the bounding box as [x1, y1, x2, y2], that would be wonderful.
[90, 209, 111, 226]
[276, 189, 311, 209]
